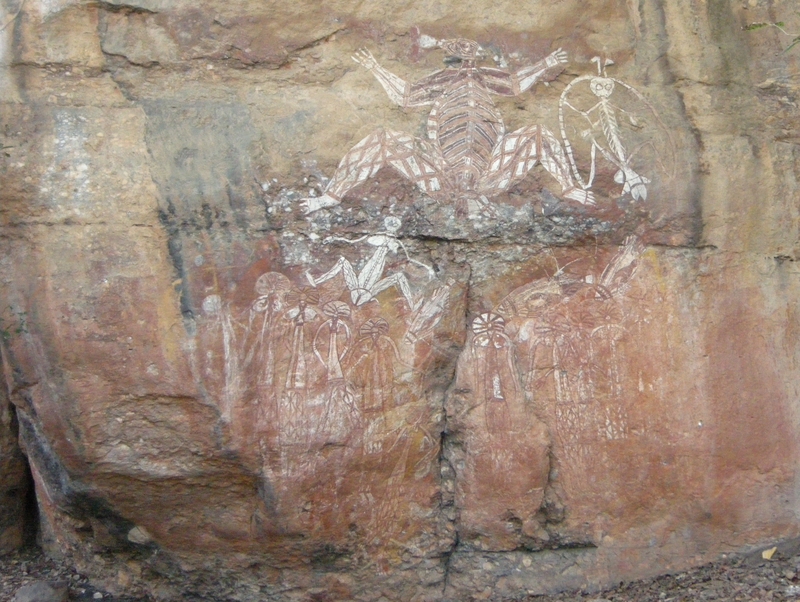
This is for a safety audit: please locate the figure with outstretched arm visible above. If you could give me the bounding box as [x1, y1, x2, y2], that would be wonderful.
[306, 217, 435, 310]
[300, 38, 592, 217]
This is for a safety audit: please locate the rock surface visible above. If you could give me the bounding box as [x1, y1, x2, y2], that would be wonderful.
[13, 580, 68, 602]
[1, 0, 800, 600]
[9, 539, 800, 602]
[1, 335, 28, 554]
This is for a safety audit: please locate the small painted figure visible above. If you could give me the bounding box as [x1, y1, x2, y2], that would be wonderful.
[245, 272, 291, 387]
[201, 294, 240, 421]
[345, 318, 402, 414]
[283, 287, 320, 391]
[313, 300, 352, 383]
[306, 216, 434, 310]
[470, 312, 520, 432]
[560, 57, 674, 200]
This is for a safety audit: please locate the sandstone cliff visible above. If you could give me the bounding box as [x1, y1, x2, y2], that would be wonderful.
[1, 0, 799, 600]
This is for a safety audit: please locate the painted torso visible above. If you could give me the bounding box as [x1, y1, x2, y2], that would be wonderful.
[427, 66, 506, 192]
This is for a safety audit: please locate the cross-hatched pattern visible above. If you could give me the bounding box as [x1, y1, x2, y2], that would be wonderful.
[300, 40, 595, 215]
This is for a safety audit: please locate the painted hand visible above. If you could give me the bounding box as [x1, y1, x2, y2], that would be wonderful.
[299, 193, 339, 215]
[546, 48, 568, 68]
[352, 48, 378, 70]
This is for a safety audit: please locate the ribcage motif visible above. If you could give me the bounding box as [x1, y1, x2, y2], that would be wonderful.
[430, 76, 505, 191]
[300, 38, 595, 217]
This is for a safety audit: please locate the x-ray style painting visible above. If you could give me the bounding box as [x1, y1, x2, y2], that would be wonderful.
[300, 37, 674, 218]
[446, 235, 651, 545]
[191, 35, 674, 552]
[195, 215, 459, 550]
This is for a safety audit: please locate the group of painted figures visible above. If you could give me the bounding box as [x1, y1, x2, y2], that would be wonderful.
[203, 231, 642, 466]
[200, 215, 451, 460]
[300, 36, 671, 216]
[202, 37, 668, 477]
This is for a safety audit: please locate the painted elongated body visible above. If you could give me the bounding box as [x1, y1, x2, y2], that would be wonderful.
[557, 57, 675, 201]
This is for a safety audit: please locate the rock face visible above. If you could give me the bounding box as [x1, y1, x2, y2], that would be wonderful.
[1, 354, 29, 554]
[1, 0, 800, 600]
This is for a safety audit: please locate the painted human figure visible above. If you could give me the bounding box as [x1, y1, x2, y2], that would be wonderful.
[344, 318, 401, 415]
[283, 287, 320, 391]
[245, 272, 291, 387]
[313, 301, 352, 383]
[312, 301, 357, 442]
[559, 57, 669, 201]
[201, 294, 240, 422]
[306, 216, 434, 310]
[300, 38, 593, 217]
[470, 312, 520, 433]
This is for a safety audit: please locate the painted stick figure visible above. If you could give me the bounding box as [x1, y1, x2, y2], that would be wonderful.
[300, 38, 593, 217]
[312, 301, 352, 382]
[306, 216, 434, 310]
[559, 57, 669, 200]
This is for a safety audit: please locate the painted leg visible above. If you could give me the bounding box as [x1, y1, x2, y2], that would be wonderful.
[307, 257, 371, 305]
[370, 272, 419, 311]
[478, 125, 595, 205]
[300, 129, 444, 214]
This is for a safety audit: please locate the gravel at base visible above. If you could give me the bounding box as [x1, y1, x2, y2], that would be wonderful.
[0, 546, 147, 602]
[526, 546, 800, 602]
[3, 544, 800, 601]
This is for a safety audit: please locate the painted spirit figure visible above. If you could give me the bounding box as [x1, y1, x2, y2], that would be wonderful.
[470, 312, 520, 433]
[306, 216, 434, 310]
[300, 38, 594, 217]
[559, 57, 675, 201]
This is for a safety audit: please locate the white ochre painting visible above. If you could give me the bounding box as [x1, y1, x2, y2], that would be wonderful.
[195, 37, 672, 545]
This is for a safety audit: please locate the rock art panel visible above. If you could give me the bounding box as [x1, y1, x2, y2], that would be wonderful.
[448, 237, 646, 550]
[295, 35, 688, 244]
[191, 218, 466, 563]
[2, 2, 800, 600]
[273, 35, 680, 564]
[301, 38, 595, 218]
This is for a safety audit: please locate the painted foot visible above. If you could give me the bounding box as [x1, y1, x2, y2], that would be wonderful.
[563, 187, 596, 206]
[628, 182, 648, 201]
[299, 193, 339, 214]
[615, 168, 650, 201]
[469, 195, 498, 220]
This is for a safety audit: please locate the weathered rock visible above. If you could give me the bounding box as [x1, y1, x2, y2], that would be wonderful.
[0, 356, 28, 554]
[1, 0, 800, 600]
[12, 580, 68, 602]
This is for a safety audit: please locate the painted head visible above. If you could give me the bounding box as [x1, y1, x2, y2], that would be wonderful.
[383, 216, 402, 233]
[589, 56, 615, 97]
[590, 77, 615, 98]
[437, 38, 485, 61]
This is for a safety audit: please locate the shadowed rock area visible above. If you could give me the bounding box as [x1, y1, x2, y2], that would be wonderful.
[1, 0, 800, 600]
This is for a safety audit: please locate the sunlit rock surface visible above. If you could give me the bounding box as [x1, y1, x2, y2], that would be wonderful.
[1, 0, 800, 600]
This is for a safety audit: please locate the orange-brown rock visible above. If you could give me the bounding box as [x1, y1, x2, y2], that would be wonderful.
[1, 0, 800, 601]
[0, 357, 29, 553]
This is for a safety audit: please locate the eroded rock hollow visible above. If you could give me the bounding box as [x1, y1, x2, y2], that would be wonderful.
[1, 0, 800, 600]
